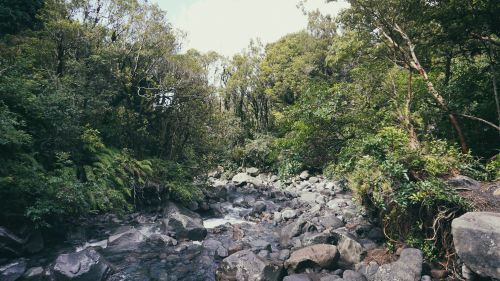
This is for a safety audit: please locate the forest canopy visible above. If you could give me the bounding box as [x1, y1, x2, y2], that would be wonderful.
[0, 0, 498, 255]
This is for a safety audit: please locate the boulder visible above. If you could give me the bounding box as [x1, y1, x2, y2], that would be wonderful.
[343, 270, 368, 281]
[251, 201, 267, 215]
[451, 212, 500, 279]
[333, 228, 367, 265]
[285, 244, 339, 272]
[216, 250, 284, 281]
[320, 275, 341, 281]
[0, 258, 26, 281]
[53, 248, 112, 281]
[162, 202, 207, 241]
[246, 167, 260, 177]
[105, 228, 146, 254]
[21, 266, 44, 281]
[247, 239, 272, 251]
[282, 209, 298, 220]
[300, 171, 310, 180]
[302, 231, 336, 246]
[232, 173, 263, 186]
[280, 218, 316, 247]
[326, 199, 351, 212]
[284, 273, 312, 281]
[316, 215, 344, 230]
[374, 248, 422, 281]
[447, 175, 481, 190]
[203, 239, 228, 259]
[147, 233, 178, 247]
[355, 261, 379, 281]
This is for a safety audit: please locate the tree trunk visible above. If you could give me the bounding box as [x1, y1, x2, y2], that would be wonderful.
[488, 44, 500, 136]
[385, 24, 469, 153]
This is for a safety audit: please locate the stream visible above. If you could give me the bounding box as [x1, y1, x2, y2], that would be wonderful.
[1, 171, 386, 281]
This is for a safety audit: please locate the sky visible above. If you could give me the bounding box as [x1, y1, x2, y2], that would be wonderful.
[153, 0, 349, 57]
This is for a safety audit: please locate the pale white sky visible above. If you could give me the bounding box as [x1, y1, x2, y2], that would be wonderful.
[154, 0, 349, 57]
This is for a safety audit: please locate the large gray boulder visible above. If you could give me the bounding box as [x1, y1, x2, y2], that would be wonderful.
[452, 212, 500, 279]
[280, 218, 316, 247]
[216, 250, 284, 281]
[284, 274, 312, 281]
[162, 202, 207, 241]
[374, 248, 423, 281]
[343, 270, 368, 281]
[285, 244, 339, 272]
[246, 167, 260, 176]
[333, 228, 367, 266]
[0, 258, 26, 281]
[52, 248, 112, 281]
[105, 228, 146, 254]
[447, 175, 481, 190]
[232, 173, 263, 186]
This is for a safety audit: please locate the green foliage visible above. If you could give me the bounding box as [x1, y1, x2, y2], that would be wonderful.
[149, 159, 203, 205]
[332, 127, 473, 258]
[237, 134, 277, 169]
[486, 154, 500, 180]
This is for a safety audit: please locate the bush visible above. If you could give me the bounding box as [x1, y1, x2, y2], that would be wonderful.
[332, 127, 474, 260]
[231, 134, 277, 170]
[149, 159, 203, 205]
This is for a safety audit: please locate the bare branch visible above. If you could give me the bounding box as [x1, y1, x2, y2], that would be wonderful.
[460, 114, 500, 131]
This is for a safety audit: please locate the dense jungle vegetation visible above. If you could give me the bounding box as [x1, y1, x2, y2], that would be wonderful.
[0, 0, 499, 259]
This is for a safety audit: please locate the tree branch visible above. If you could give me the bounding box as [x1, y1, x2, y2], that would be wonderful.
[459, 114, 500, 131]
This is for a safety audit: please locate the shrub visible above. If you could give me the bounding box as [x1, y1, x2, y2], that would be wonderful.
[332, 127, 474, 260]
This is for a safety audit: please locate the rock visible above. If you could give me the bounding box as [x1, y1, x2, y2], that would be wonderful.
[21, 266, 44, 281]
[374, 248, 423, 281]
[320, 275, 341, 281]
[232, 173, 263, 186]
[147, 233, 177, 247]
[246, 167, 260, 176]
[280, 218, 316, 247]
[309, 177, 319, 184]
[447, 175, 481, 190]
[300, 192, 318, 204]
[162, 202, 207, 241]
[302, 231, 336, 246]
[53, 248, 112, 281]
[284, 273, 312, 281]
[105, 228, 146, 254]
[285, 244, 339, 272]
[493, 188, 500, 197]
[279, 249, 291, 260]
[299, 171, 310, 180]
[258, 250, 270, 259]
[216, 250, 284, 281]
[343, 270, 367, 281]
[326, 199, 351, 212]
[452, 212, 500, 279]
[248, 239, 272, 251]
[251, 201, 267, 215]
[0, 227, 24, 258]
[0, 259, 26, 281]
[203, 239, 228, 259]
[333, 228, 367, 265]
[420, 275, 431, 281]
[355, 261, 379, 281]
[462, 264, 479, 281]
[282, 209, 298, 220]
[317, 215, 344, 230]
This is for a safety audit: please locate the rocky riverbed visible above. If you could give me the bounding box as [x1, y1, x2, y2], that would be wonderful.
[1, 169, 499, 281]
